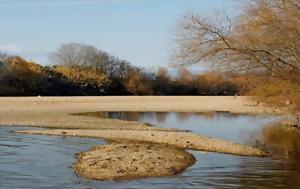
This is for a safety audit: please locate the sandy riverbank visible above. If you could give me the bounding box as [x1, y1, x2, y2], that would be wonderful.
[0, 96, 276, 180]
[0, 96, 277, 115]
[0, 96, 277, 129]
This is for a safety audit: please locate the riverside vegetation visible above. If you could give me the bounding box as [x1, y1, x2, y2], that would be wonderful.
[0, 50, 245, 96]
[0, 0, 298, 116]
[0, 0, 299, 182]
[175, 0, 300, 120]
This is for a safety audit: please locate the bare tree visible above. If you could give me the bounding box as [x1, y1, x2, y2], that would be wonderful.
[0, 52, 9, 62]
[50, 43, 109, 67]
[176, 0, 300, 114]
[50, 43, 131, 79]
[0, 52, 9, 81]
[176, 0, 300, 82]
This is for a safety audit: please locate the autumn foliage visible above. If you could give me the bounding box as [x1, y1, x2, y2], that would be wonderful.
[176, 0, 300, 115]
[0, 55, 245, 96]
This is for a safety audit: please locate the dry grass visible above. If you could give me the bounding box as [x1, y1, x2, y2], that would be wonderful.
[248, 78, 300, 119]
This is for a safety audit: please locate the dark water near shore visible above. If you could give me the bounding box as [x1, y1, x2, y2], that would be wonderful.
[1, 112, 300, 189]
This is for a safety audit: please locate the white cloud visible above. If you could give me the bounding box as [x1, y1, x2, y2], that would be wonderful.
[0, 45, 23, 54]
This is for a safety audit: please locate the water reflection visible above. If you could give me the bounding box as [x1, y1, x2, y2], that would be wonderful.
[252, 123, 300, 166]
[236, 157, 300, 189]
[156, 112, 168, 123]
[3, 112, 300, 188]
[75, 111, 274, 143]
[74, 111, 262, 123]
[73, 111, 300, 188]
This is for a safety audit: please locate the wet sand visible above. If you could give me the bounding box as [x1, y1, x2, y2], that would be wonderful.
[16, 129, 268, 157]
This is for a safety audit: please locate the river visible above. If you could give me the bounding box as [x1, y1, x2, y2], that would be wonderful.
[1, 112, 299, 189]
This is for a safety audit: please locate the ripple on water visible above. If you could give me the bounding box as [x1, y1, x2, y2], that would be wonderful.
[1, 113, 300, 189]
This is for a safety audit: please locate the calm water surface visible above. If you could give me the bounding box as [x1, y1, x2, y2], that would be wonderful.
[1, 112, 300, 189]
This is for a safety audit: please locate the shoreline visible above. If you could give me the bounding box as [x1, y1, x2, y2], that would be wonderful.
[16, 129, 268, 157]
[0, 96, 279, 130]
[0, 96, 278, 180]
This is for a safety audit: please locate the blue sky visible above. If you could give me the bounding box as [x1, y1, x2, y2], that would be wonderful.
[0, 0, 241, 68]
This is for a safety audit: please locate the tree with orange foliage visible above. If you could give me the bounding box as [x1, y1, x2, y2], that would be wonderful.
[123, 69, 153, 95]
[54, 65, 109, 90]
[176, 0, 300, 115]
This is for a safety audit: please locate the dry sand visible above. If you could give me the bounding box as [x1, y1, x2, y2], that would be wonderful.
[0, 96, 276, 115]
[0, 96, 275, 180]
[74, 142, 196, 180]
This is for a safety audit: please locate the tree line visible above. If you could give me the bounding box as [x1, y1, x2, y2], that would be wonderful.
[0, 43, 245, 96]
[0, 0, 298, 117]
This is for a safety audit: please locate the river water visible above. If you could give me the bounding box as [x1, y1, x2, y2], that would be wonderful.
[1, 112, 299, 189]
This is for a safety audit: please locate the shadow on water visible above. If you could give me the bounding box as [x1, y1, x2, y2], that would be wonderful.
[234, 123, 300, 189]
[2, 112, 300, 188]
[256, 124, 300, 159]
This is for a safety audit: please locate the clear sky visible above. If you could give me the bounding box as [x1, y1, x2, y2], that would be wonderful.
[0, 0, 240, 68]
